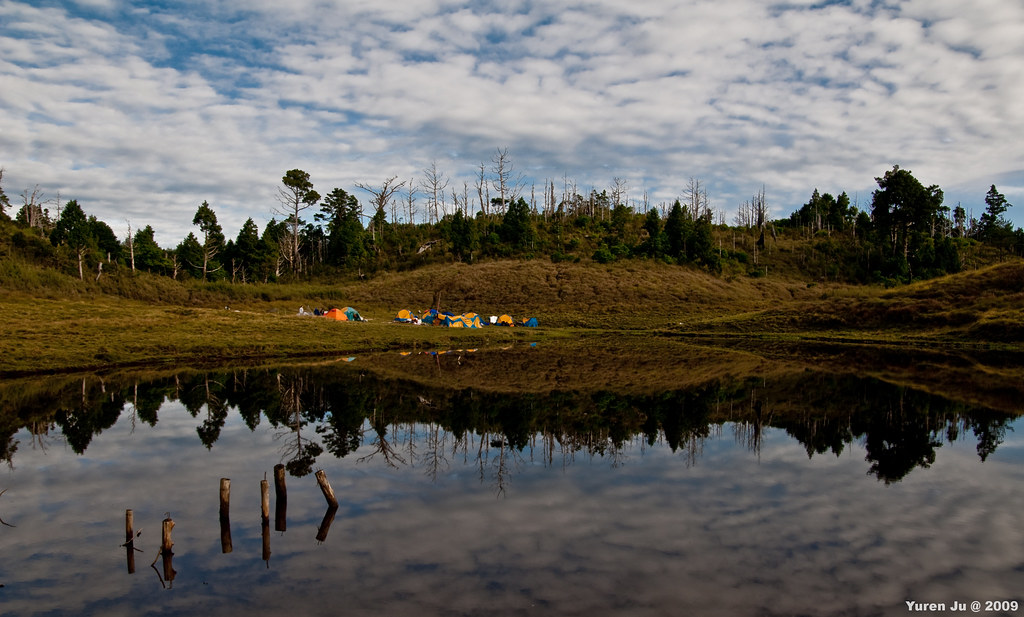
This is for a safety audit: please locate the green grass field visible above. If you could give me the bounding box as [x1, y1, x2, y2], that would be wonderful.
[2, 256, 1023, 375]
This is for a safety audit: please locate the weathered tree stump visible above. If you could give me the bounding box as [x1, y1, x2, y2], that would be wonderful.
[125, 509, 135, 574]
[315, 470, 338, 508]
[160, 517, 176, 584]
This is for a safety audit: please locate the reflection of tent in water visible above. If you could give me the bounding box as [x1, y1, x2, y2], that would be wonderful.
[323, 307, 364, 321]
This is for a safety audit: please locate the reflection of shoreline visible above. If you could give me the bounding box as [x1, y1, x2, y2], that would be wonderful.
[2, 355, 1019, 486]
[6, 404, 1021, 617]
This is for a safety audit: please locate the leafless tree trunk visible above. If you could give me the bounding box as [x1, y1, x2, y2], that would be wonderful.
[405, 179, 417, 224]
[490, 147, 524, 214]
[420, 162, 447, 224]
[493, 152, 508, 213]
[734, 199, 753, 228]
[475, 162, 487, 216]
[685, 177, 710, 221]
[126, 220, 135, 272]
[20, 185, 47, 230]
[753, 185, 768, 229]
[611, 177, 629, 207]
[74, 246, 84, 280]
[357, 176, 406, 242]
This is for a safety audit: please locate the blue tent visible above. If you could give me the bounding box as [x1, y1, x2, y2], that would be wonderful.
[421, 309, 454, 325]
[520, 317, 539, 327]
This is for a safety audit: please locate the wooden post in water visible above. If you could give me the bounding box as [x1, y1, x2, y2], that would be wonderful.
[316, 504, 339, 543]
[274, 464, 287, 532]
[314, 469, 339, 543]
[160, 517, 176, 585]
[219, 478, 232, 554]
[315, 470, 338, 508]
[260, 478, 270, 523]
[125, 509, 136, 574]
[261, 478, 271, 565]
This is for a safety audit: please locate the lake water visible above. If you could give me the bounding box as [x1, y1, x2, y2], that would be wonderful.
[1, 341, 1023, 616]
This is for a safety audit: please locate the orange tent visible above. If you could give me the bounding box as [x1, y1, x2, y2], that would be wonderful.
[323, 308, 348, 321]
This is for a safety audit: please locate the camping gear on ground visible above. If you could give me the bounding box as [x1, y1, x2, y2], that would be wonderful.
[323, 306, 364, 321]
[421, 309, 449, 325]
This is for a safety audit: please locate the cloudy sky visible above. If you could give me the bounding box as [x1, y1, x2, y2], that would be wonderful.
[2, 0, 1023, 245]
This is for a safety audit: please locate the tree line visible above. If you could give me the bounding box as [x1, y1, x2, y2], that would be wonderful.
[2, 363, 1012, 484]
[1, 161, 1021, 285]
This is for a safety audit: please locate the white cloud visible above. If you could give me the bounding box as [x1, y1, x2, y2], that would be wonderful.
[1, 0, 1023, 245]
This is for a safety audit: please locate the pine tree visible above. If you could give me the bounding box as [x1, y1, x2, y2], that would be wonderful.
[50, 200, 92, 280]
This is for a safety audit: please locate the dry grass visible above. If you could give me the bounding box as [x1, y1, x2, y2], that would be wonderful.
[315, 259, 820, 329]
[677, 261, 1024, 345]
[3, 256, 1023, 375]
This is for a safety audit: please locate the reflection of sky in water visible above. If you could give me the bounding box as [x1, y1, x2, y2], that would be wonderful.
[2, 404, 1023, 617]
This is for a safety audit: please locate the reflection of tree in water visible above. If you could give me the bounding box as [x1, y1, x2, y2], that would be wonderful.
[1, 433, 17, 469]
[2, 365, 1020, 485]
[270, 373, 324, 477]
[55, 377, 124, 454]
[967, 410, 1013, 462]
[858, 410, 942, 485]
[191, 375, 230, 449]
[358, 413, 406, 469]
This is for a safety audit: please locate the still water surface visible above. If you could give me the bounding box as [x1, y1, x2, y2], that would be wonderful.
[1, 343, 1022, 616]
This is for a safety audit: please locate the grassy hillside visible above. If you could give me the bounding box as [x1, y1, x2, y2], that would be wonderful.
[677, 260, 1024, 343]
[2, 246, 1023, 374]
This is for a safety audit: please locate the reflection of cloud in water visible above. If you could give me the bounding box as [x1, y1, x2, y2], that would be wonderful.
[2, 404, 1023, 616]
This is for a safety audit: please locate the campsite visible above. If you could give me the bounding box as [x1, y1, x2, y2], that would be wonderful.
[2, 256, 1024, 377]
[394, 308, 538, 328]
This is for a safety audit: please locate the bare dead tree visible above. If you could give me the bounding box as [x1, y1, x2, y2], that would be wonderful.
[490, 147, 524, 214]
[420, 162, 448, 224]
[450, 187, 461, 217]
[753, 185, 768, 229]
[611, 177, 629, 207]
[356, 176, 406, 242]
[125, 219, 135, 272]
[734, 199, 752, 228]
[405, 178, 417, 224]
[20, 185, 47, 230]
[685, 177, 710, 221]
[475, 161, 488, 216]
